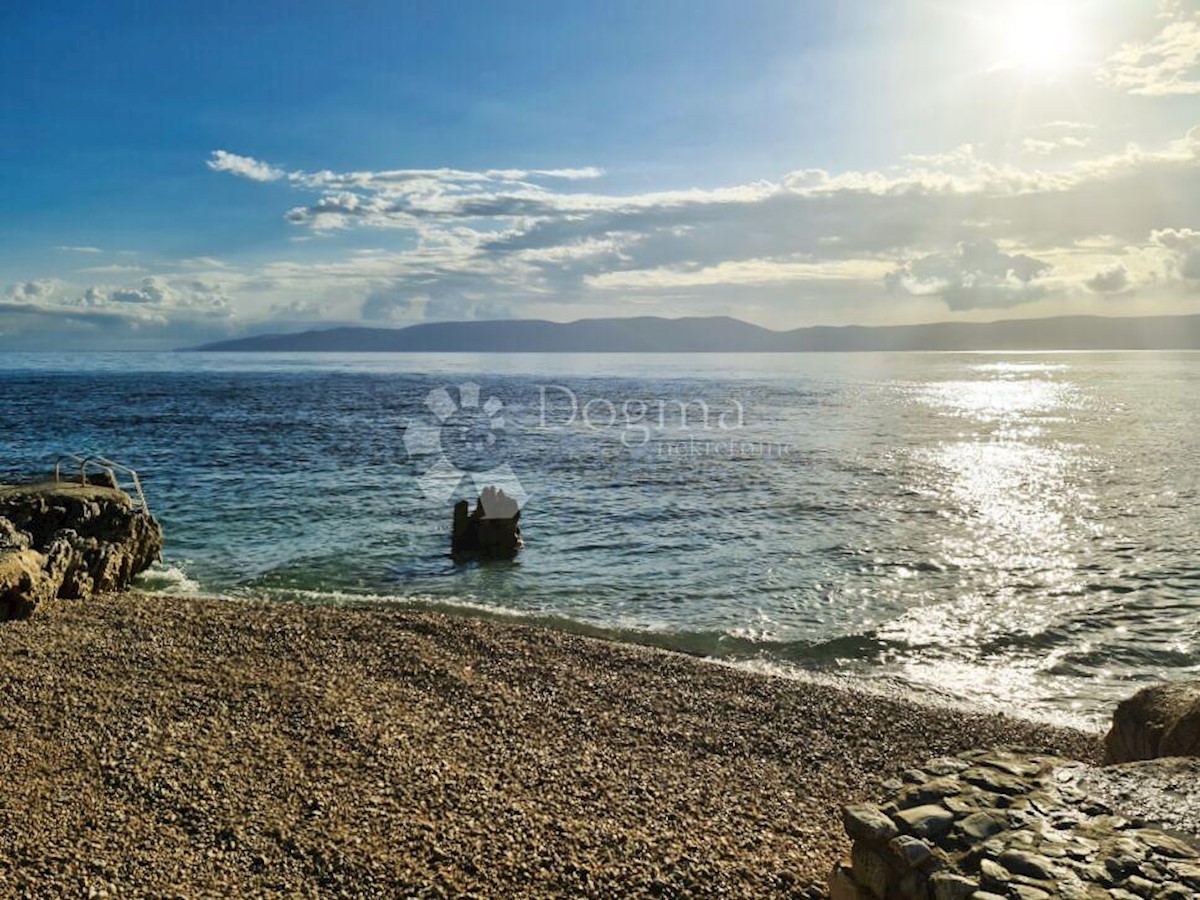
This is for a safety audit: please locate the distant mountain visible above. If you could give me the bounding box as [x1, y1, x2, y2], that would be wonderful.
[186, 313, 1200, 352]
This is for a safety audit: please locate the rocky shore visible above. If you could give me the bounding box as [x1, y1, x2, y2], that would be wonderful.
[0, 591, 1100, 897]
[0, 480, 162, 619]
[831, 749, 1199, 898]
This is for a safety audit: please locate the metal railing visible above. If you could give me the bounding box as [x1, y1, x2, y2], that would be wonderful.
[53, 453, 149, 514]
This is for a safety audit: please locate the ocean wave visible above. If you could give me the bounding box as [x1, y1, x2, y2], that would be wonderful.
[135, 562, 202, 594]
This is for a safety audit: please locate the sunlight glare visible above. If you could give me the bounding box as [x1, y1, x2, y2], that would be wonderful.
[994, 3, 1084, 75]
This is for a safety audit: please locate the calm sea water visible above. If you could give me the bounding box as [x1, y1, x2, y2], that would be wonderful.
[1, 351, 1197, 727]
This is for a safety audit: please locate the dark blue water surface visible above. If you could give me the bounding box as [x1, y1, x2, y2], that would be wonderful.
[2, 351, 1197, 726]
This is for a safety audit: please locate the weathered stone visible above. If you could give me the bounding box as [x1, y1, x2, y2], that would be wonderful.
[928, 872, 976, 900]
[0, 480, 162, 619]
[896, 869, 929, 899]
[997, 849, 1055, 880]
[0, 548, 56, 619]
[888, 834, 933, 869]
[962, 767, 1029, 796]
[894, 805, 955, 840]
[0, 517, 31, 550]
[843, 803, 899, 844]
[978, 753, 1043, 778]
[979, 857, 1012, 886]
[1141, 830, 1198, 860]
[1172, 862, 1200, 888]
[923, 757, 970, 777]
[902, 777, 963, 807]
[1123, 873, 1158, 896]
[828, 865, 873, 900]
[1105, 681, 1200, 764]
[957, 811, 1004, 842]
[1153, 883, 1193, 900]
[850, 843, 892, 898]
[836, 749, 1200, 900]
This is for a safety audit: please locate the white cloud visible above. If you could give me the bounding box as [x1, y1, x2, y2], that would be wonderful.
[885, 240, 1052, 310]
[55, 245, 102, 254]
[1100, 6, 1200, 96]
[191, 122, 1200, 327]
[1020, 136, 1091, 156]
[78, 264, 146, 275]
[206, 150, 284, 182]
[1152, 227, 1200, 278]
[3, 280, 63, 302]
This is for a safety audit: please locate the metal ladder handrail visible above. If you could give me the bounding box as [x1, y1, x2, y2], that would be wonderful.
[52, 452, 149, 514]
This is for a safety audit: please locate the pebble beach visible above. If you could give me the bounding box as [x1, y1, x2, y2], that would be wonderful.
[0, 591, 1101, 897]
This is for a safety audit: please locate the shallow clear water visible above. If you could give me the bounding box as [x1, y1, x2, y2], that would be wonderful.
[2, 351, 1197, 727]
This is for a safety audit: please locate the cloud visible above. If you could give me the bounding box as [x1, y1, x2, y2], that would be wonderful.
[1084, 263, 1133, 294]
[189, 122, 1200, 330]
[207, 150, 284, 182]
[0, 272, 243, 350]
[1100, 6, 1200, 96]
[3, 280, 63, 301]
[885, 240, 1051, 310]
[2, 274, 233, 324]
[1020, 136, 1091, 156]
[77, 264, 146, 275]
[13, 110, 1197, 349]
[55, 245, 102, 254]
[1152, 227, 1200, 279]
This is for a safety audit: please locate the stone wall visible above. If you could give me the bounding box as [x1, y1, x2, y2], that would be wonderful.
[830, 748, 1200, 899]
[0, 481, 162, 619]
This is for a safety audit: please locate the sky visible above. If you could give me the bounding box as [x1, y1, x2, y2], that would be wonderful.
[1, 0, 1198, 349]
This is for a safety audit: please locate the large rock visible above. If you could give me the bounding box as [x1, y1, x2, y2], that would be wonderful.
[1105, 681, 1200, 764]
[0, 480, 163, 620]
[451, 487, 523, 558]
[830, 748, 1200, 900]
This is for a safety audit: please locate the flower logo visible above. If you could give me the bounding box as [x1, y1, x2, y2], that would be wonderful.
[402, 381, 529, 514]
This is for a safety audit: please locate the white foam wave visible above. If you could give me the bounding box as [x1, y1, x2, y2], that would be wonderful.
[135, 562, 202, 594]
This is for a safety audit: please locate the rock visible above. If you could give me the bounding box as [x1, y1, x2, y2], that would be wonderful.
[0, 480, 162, 619]
[451, 487, 523, 558]
[888, 834, 933, 869]
[831, 748, 1200, 900]
[843, 804, 899, 844]
[828, 865, 873, 900]
[997, 848, 1054, 880]
[929, 872, 977, 899]
[849, 843, 891, 898]
[0, 517, 31, 550]
[0, 549, 57, 619]
[1105, 682, 1200, 764]
[956, 810, 1005, 842]
[894, 804, 955, 840]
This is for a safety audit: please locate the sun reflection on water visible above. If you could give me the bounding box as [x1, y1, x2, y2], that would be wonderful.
[876, 363, 1108, 719]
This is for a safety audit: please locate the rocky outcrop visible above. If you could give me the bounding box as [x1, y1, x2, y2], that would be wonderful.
[451, 487, 523, 558]
[1105, 681, 1200, 764]
[830, 748, 1200, 899]
[0, 481, 162, 619]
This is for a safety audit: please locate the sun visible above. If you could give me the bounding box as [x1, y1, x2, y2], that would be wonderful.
[995, 4, 1084, 75]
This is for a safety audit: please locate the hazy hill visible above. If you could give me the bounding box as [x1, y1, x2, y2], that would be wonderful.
[187, 313, 1200, 352]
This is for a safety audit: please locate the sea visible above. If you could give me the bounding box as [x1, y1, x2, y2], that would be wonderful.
[2, 351, 1197, 729]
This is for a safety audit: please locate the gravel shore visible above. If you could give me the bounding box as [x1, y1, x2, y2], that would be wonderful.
[0, 592, 1101, 897]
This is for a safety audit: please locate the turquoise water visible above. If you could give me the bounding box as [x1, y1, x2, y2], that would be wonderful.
[2, 351, 1197, 726]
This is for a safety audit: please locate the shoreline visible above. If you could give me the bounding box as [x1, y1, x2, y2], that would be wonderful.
[0, 591, 1102, 896]
[166, 585, 1105, 732]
